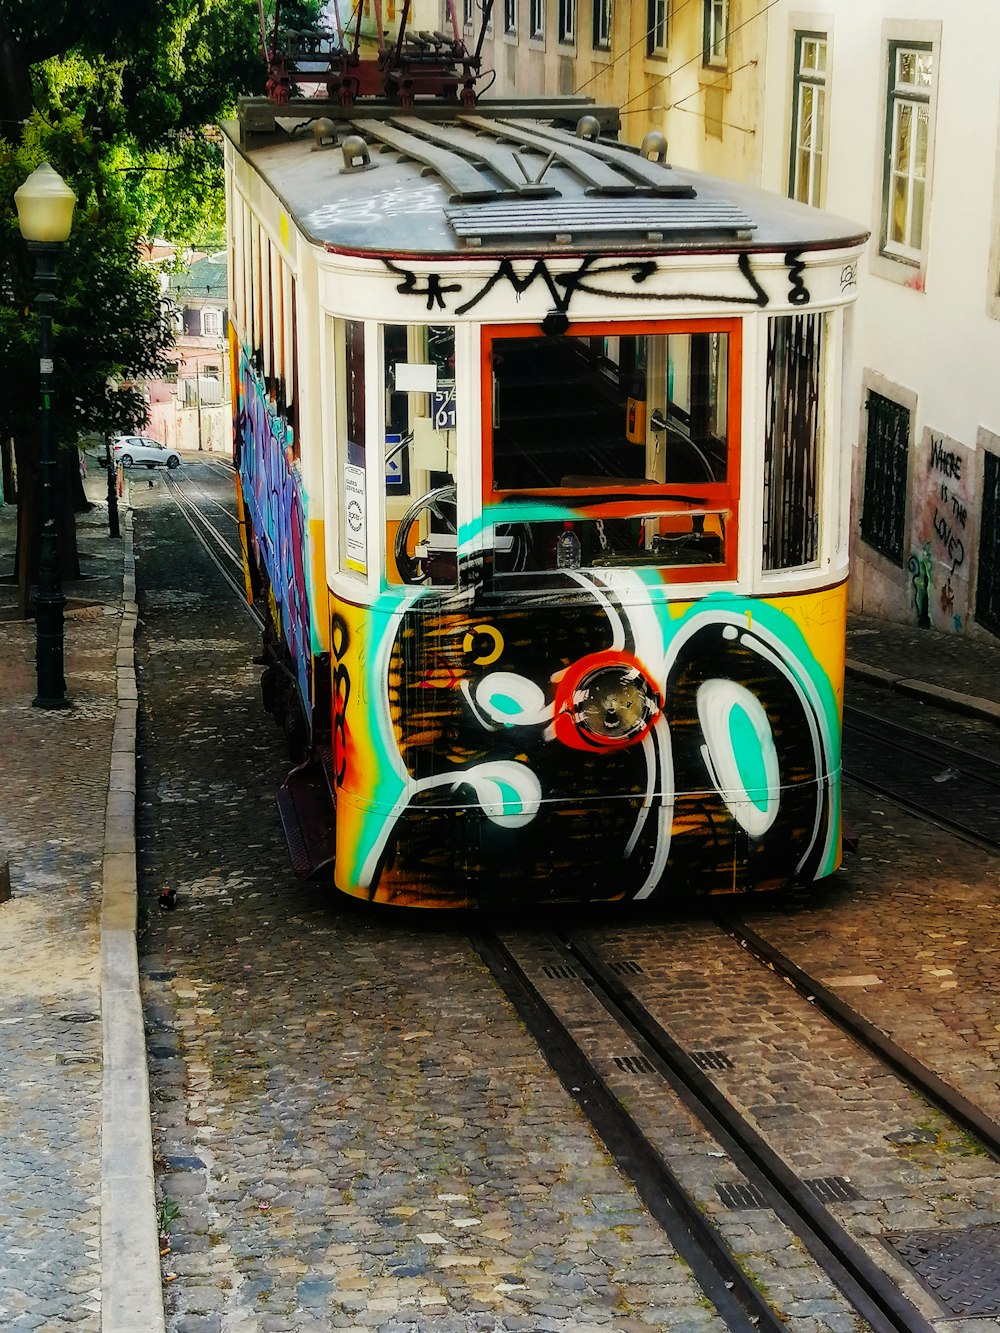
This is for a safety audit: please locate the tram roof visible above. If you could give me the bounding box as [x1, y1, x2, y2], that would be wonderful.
[225, 97, 868, 258]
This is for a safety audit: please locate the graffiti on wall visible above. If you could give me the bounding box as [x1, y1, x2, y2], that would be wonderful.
[237, 348, 314, 721]
[330, 566, 843, 908]
[910, 429, 976, 634]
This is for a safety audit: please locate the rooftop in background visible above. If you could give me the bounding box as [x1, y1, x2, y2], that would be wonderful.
[169, 254, 227, 303]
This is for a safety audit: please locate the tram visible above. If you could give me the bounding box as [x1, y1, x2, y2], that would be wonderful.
[223, 55, 867, 908]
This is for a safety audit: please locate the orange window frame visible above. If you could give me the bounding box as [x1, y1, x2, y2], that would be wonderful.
[480, 318, 743, 581]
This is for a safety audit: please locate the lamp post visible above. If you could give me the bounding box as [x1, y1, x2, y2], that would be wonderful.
[104, 378, 122, 539]
[14, 162, 77, 710]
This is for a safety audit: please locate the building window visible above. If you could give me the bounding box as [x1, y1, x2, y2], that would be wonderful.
[202, 307, 223, 337]
[530, 0, 544, 38]
[559, 0, 575, 44]
[703, 0, 728, 68]
[861, 391, 910, 566]
[647, 0, 667, 56]
[164, 362, 179, 384]
[463, 0, 475, 30]
[789, 33, 827, 207]
[882, 42, 933, 263]
[763, 313, 824, 570]
[592, 0, 611, 50]
[976, 449, 1000, 637]
[504, 0, 516, 34]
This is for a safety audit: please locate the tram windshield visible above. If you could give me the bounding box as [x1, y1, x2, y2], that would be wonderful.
[484, 322, 738, 581]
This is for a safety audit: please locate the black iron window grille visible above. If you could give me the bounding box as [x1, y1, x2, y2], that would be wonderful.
[976, 449, 1000, 638]
[762, 313, 823, 571]
[861, 390, 909, 566]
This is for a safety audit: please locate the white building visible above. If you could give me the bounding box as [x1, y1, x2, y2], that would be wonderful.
[758, 2, 1000, 642]
[474, 0, 1000, 642]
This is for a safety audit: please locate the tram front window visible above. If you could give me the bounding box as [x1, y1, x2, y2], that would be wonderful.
[485, 324, 737, 579]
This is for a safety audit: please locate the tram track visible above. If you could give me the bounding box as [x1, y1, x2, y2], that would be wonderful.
[473, 926, 943, 1333]
[149, 469, 1000, 1328]
[717, 914, 1000, 1162]
[843, 703, 1000, 853]
[161, 469, 261, 628]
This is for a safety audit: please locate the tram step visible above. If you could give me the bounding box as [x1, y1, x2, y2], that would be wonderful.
[276, 762, 337, 879]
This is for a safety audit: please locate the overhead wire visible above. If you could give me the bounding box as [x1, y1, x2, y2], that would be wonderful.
[616, 0, 784, 116]
[572, 0, 700, 97]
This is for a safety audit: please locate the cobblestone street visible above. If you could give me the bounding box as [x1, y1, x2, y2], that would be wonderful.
[133, 475, 717, 1333]
[129, 467, 1000, 1333]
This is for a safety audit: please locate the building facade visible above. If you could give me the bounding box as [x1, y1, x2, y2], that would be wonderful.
[147, 252, 232, 455]
[758, 3, 1000, 642]
[476, 0, 1000, 642]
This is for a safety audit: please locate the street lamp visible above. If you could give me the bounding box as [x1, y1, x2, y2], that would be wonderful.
[14, 162, 77, 709]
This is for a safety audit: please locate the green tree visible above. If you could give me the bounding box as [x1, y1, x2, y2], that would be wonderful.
[0, 0, 319, 597]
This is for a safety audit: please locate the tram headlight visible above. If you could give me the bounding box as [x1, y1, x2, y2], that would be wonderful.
[553, 655, 661, 750]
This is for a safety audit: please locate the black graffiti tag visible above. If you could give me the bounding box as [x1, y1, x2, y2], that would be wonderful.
[785, 249, 810, 305]
[383, 251, 794, 317]
[932, 507, 966, 574]
[930, 434, 962, 480]
[387, 266, 464, 311]
[331, 612, 352, 787]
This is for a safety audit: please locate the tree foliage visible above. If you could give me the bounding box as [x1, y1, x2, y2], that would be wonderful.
[0, 0, 320, 451]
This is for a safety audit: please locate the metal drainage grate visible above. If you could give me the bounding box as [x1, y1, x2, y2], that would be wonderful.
[690, 1050, 734, 1071]
[541, 964, 579, 980]
[717, 1181, 768, 1210]
[609, 959, 645, 976]
[805, 1176, 860, 1204]
[884, 1225, 1000, 1318]
[59, 1012, 99, 1023]
[613, 1054, 655, 1074]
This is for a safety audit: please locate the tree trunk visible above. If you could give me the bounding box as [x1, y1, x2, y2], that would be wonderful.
[58, 451, 81, 581]
[0, 437, 14, 505]
[11, 434, 81, 612]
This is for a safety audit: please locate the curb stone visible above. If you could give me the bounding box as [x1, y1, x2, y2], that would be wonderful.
[845, 657, 1000, 726]
[100, 503, 166, 1333]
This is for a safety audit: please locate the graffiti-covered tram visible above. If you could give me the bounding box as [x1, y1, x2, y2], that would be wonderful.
[223, 92, 867, 908]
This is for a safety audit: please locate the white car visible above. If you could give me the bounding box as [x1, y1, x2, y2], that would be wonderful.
[112, 436, 181, 470]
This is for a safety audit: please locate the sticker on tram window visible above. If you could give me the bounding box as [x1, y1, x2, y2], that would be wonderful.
[432, 384, 456, 432]
[385, 435, 405, 487]
[344, 463, 367, 570]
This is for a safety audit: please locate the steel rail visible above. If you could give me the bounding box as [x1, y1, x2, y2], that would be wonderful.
[558, 931, 938, 1333]
[469, 929, 789, 1333]
[719, 916, 1000, 1163]
[844, 704, 1000, 784]
[163, 472, 263, 628]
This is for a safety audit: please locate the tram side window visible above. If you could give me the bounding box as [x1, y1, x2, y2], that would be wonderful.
[486, 326, 734, 577]
[336, 318, 368, 577]
[385, 325, 457, 587]
[762, 313, 824, 571]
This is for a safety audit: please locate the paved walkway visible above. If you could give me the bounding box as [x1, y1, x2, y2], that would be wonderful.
[0, 470, 160, 1333]
[847, 613, 1000, 722]
[0, 470, 997, 1332]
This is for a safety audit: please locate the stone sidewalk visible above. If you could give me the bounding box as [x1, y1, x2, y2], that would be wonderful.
[0, 464, 998, 1333]
[0, 471, 162, 1333]
[847, 613, 1000, 721]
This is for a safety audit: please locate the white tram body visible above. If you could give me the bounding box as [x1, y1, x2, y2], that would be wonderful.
[223, 96, 867, 908]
